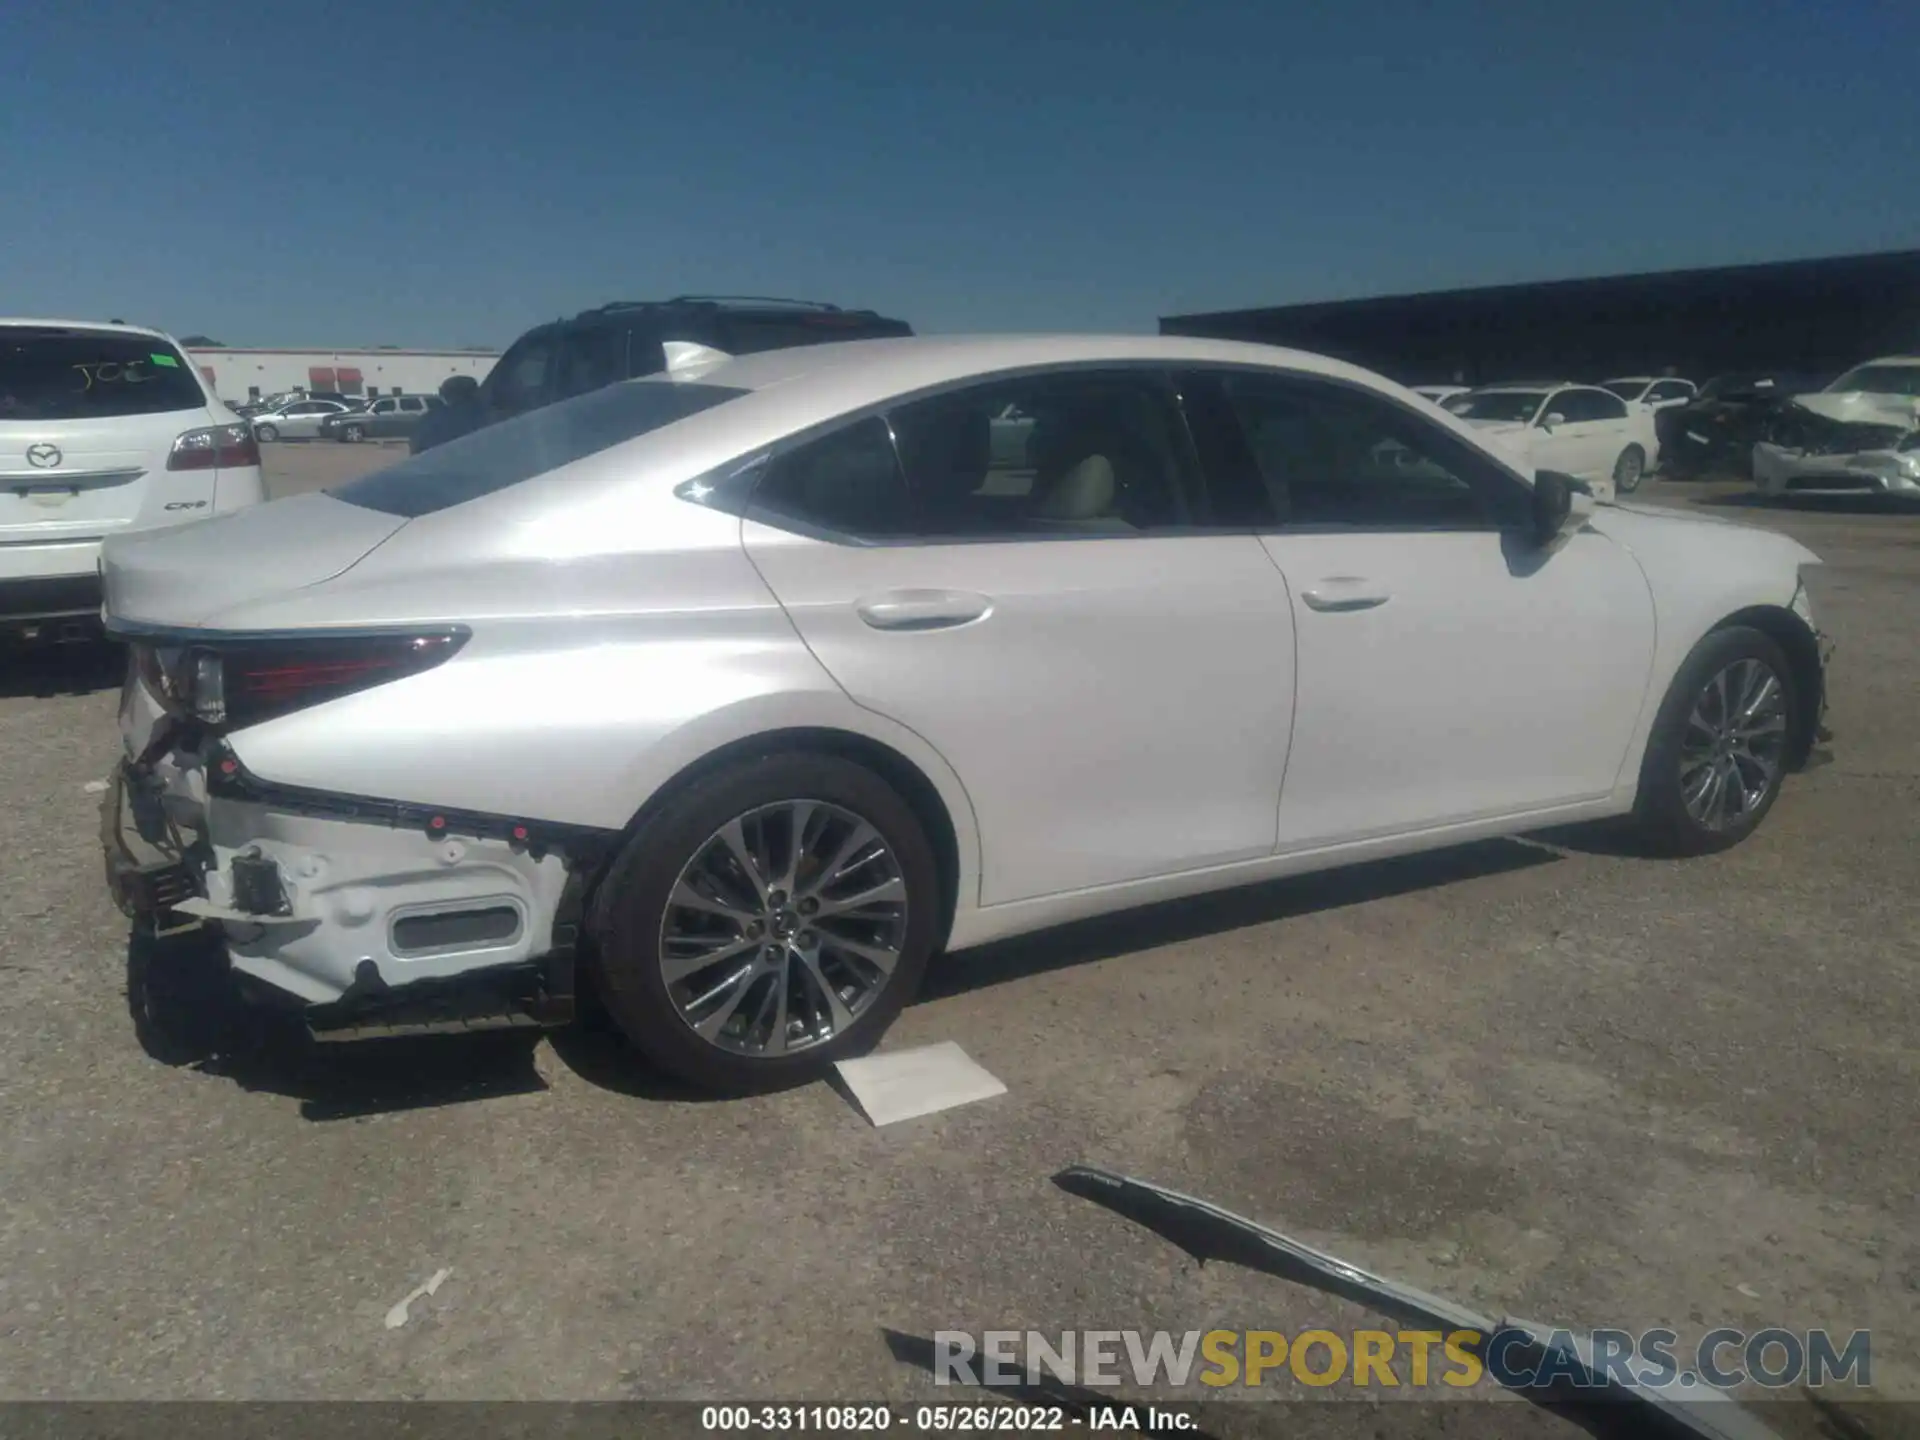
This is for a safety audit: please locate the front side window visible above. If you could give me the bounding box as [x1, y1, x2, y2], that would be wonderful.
[0, 327, 206, 420]
[1218, 371, 1529, 531]
[1557, 389, 1628, 422]
[371, 399, 398, 414]
[555, 325, 628, 399]
[1602, 380, 1650, 402]
[887, 370, 1192, 536]
[487, 334, 557, 416]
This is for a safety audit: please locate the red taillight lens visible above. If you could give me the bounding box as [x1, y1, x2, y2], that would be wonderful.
[168, 423, 260, 471]
[186, 632, 466, 730]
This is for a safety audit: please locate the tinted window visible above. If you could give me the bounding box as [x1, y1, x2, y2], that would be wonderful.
[555, 325, 628, 400]
[1601, 380, 1648, 401]
[371, 399, 398, 414]
[1448, 391, 1545, 423]
[1219, 371, 1528, 530]
[487, 334, 556, 416]
[0, 328, 205, 420]
[398, 397, 425, 412]
[1557, 389, 1628, 421]
[750, 417, 913, 538]
[887, 370, 1191, 536]
[330, 380, 746, 518]
[1647, 381, 1690, 402]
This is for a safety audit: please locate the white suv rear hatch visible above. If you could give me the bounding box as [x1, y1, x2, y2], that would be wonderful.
[1, 321, 264, 627]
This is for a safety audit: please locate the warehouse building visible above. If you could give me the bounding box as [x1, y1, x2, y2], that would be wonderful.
[1161, 249, 1920, 387]
[183, 346, 498, 405]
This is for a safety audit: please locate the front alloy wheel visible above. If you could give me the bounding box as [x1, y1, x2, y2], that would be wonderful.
[660, 801, 907, 1056]
[1678, 657, 1787, 832]
[1631, 625, 1798, 856]
[1613, 445, 1646, 494]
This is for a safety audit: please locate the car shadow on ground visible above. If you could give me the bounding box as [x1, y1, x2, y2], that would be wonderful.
[916, 835, 1563, 1003]
[0, 639, 123, 699]
[127, 837, 1579, 1115]
[125, 927, 549, 1120]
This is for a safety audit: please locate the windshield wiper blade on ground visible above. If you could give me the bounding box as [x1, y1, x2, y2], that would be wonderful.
[1053, 1165, 1782, 1440]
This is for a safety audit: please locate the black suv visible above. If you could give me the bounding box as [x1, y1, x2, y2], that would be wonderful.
[412, 295, 913, 453]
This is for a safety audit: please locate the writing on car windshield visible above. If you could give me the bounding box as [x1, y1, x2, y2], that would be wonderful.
[0, 329, 204, 420]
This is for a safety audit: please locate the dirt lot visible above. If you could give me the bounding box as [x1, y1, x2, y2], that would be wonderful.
[1, 441, 1916, 1414]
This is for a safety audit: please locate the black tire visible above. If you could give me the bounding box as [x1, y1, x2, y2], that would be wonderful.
[254, 423, 280, 443]
[1630, 625, 1798, 857]
[1612, 444, 1646, 494]
[589, 751, 939, 1094]
[342, 423, 365, 443]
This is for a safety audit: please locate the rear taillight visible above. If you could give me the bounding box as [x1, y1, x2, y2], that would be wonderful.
[168, 423, 260, 471]
[136, 632, 466, 729]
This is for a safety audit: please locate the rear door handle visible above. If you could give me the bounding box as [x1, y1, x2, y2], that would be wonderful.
[854, 589, 993, 631]
[1300, 578, 1390, 613]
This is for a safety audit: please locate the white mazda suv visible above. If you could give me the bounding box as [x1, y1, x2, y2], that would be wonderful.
[99, 335, 1831, 1092]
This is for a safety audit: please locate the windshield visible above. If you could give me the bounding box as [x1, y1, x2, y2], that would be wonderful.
[1601, 379, 1649, 401]
[1446, 390, 1545, 423]
[329, 378, 747, 517]
[0, 327, 205, 421]
[1825, 364, 1920, 397]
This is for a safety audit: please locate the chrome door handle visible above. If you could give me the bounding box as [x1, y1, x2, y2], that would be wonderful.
[854, 589, 993, 631]
[1300, 579, 1390, 613]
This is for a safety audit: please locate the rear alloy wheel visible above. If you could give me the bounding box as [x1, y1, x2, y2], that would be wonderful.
[590, 752, 938, 1093]
[1612, 444, 1646, 494]
[254, 423, 280, 443]
[1631, 626, 1796, 856]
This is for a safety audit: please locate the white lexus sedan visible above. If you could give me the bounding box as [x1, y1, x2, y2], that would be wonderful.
[100, 336, 1831, 1093]
[1446, 382, 1661, 497]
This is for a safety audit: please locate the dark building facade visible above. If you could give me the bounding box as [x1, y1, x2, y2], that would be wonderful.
[1161, 250, 1920, 387]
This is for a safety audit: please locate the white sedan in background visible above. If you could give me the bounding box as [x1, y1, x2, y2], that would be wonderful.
[1446, 382, 1661, 496]
[101, 335, 1828, 1092]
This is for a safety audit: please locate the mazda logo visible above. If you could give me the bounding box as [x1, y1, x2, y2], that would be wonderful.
[25, 444, 61, 469]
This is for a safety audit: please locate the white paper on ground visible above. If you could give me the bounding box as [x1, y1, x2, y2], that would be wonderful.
[834, 1042, 1007, 1126]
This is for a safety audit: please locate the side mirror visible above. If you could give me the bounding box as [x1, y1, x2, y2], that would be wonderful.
[1530, 470, 1595, 549]
[1538, 411, 1566, 431]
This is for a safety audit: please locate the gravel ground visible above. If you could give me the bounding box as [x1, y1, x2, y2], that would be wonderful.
[1, 445, 1915, 1424]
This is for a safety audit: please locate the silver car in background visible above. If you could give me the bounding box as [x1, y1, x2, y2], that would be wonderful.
[249, 396, 356, 442]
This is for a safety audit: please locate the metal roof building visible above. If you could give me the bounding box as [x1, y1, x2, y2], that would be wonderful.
[1160, 249, 1920, 387]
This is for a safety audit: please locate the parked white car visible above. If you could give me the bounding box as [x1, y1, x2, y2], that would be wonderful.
[1602, 376, 1697, 411]
[100, 335, 1830, 1092]
[1751, 356, 1920, 498]
[0, 318, 263, 642]
[1411, 384, 1469, 407]
[1446, 383, 1661, 497]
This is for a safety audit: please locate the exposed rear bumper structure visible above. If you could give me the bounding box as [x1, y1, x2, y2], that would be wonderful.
[101, 738, 612, 1042]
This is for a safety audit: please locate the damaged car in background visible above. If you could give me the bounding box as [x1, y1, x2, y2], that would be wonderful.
[1752, 356, 1920, 498]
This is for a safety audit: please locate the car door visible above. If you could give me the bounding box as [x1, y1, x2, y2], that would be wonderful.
[740, 366, 1298, 906]
[1187, 368, 1656, 850]
[395, 396, 427, 435]
[1527, 388, 1601, 479]
[364, 398, 397, 435]
[284, 400, 337, 439]
[481, 330, 559, 424]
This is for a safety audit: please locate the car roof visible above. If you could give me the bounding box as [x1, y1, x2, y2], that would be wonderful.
[1468, 382, 1561, 394]
[1847, 355, 1920, 367]
[0, 315, 171, 340]
[643, 334, 1406, 417]
[1604, 375, 1658, 383]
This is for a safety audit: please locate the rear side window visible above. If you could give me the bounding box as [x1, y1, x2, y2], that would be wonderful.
[0, 328, 206, 420]
[329, 380, 746, 518]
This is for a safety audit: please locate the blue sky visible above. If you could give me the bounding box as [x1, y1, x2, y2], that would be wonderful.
[5, 0, 1916, 348]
